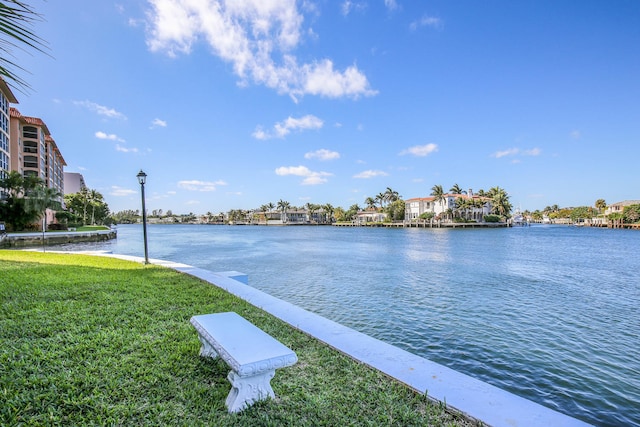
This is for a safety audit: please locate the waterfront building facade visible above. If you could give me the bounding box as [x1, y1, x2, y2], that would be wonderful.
[405, 189, 492, 222]
[64, 172, 87, 194]
[0, 79, 18, 185]
[9, 108, 66, 197]
[605, 200, 640, 216]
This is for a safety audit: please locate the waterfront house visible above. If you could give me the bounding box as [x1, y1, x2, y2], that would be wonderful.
[604, 200, 640, 216]
[356, 210, 387, 224]
[405, 189, 492, 222]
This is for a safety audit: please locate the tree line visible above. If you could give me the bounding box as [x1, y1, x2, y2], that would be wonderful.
[0, 172, 111, 231]
[524, 199, 640, 224]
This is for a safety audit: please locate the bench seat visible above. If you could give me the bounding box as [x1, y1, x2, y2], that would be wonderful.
[190, 312, 298, 413]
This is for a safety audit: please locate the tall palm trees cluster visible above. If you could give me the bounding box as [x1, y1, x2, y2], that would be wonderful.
[364, 187, 401, 210]
[63, 187, 109, 226]
[256, 200, 335, 224]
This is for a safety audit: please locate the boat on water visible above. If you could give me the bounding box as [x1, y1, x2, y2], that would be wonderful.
[511, 209, 529, 226]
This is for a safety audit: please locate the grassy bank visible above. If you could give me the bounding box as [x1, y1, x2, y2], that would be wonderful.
[0, 251, 476, 426]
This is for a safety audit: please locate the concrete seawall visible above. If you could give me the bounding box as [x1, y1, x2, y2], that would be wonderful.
[0, 229, 116, 248]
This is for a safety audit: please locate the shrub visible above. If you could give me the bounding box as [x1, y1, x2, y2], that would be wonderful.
[47, 223, 68, 231]
[484, 215, 501, 223]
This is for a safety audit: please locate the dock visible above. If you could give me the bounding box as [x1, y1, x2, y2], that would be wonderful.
[333, 221, 509, 228]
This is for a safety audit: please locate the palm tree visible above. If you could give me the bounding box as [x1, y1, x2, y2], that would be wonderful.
[26, 185, 61, 251]
[489, 186, 512, 219]
[259, 205, 268, 223]
[348, 204, 362, 221]
[88, 189, 102, 225]
[454, 196, 469, 220]
[375, 192, 386, 209]
[78, 187, 90, 225]
[0, 170, 24, 197]
[323, 203, 334, 224]
[473, 197, 488, 221]
[384, 187, 400, 203]
[595, 199, 606, 214]
[449, 184, 465, 195]
[305, 202, 318, 223]
[365, 197, 376, 210]
[430, 184, 445, 216]
[277, 199, 290, 222]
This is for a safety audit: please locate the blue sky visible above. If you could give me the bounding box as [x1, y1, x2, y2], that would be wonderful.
[12, 0, 640, 214]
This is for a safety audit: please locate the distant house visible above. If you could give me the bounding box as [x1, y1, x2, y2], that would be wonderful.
[356, 210, 386, 224]
[405, 189, 492, 222]
[605, 200, 640, 216]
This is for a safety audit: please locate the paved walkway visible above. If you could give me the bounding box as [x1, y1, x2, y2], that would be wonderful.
[83, 252, 592, 427]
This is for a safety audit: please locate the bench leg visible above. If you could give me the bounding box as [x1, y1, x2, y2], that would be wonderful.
[197, 335, 219, 359]
[225, 370, 276, 413]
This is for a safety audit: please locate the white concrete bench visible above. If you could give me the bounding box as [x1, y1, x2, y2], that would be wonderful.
[190, 312, 298, 413]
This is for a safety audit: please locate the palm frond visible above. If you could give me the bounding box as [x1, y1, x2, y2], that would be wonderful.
[0, 0, 49, 93]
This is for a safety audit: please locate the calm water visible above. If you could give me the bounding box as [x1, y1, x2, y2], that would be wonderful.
[58, 224, 639, 426]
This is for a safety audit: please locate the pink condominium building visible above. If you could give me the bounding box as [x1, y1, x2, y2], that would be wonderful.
[1, 78, 67, 228]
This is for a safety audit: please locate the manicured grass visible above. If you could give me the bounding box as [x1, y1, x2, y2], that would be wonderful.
[0, 251, 477, 426]
[74, 226, 111, 232]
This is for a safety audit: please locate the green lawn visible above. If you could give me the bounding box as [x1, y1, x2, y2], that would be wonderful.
[0, 251, 477, 426]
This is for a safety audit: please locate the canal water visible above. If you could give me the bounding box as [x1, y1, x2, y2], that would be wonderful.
[57, 224, 640, 426]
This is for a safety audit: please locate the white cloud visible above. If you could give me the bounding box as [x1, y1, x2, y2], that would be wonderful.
[301, 60, 376, 99]
[492, 147, 541, 158]
[150, 118, 167, 128]
[523, 148, 541, 156]
[570, 130, 581, 140]
[305, 149, 340, 161]
[109, 186, 137, 197]
[399, 143, 438, 157]
[341, 1, 367, 16]
[384, 0, 398, 11]
[145, 0, 376, 100]
[492, 148, 520, 158]
[410, 15, 443, 31]
[275, 165, 332, 185]
[115, 144, 139, 153]
[353, 170, 389, 179]
[95, 131, 125, 142]
[74, 100, 126, 119]
[253, 114, 323, 139]
[178, 180, 227, 192]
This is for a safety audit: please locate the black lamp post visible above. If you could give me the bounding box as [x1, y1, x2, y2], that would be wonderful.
[137, 170, 149, 264]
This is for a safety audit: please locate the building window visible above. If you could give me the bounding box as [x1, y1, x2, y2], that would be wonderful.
[23, 140, 37, 153]
[23, 126, 38, 139]
[24, 155, 38, 168]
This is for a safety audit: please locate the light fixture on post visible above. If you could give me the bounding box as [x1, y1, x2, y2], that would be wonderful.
[137, 170, 149, 264]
